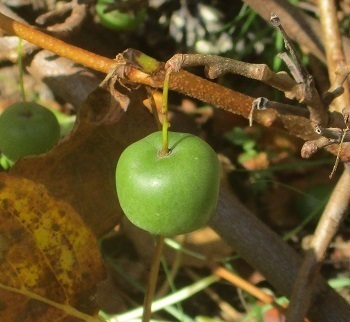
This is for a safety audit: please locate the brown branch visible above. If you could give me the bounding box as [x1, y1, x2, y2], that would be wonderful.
[121, 50, 350, 164]
[301, 137, 335, 159]
[292, 0, 350, 306]
[269, 13, 328, 127]
[0, 11, 117, 73]
[165, 11, 333, 128]
[319, 0, 350, 112]
[253, 97, 309, 118]
[165, 53, 298, 92]
[278, 52, 304, 83]
[0, 11, 278, 129]
[323, 62, 350, 108]
[270, 13, 310, 88]
[120, 62, 274, 126]
[285, 164, 350, 322]
[315, 125, 350, 141]
[1, 11, 350, 160]
[211, 187, 350, 322]
[1, 9, 350, 321]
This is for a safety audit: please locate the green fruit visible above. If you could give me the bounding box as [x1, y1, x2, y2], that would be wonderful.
[116, 131, 220, 236]
[0, 102, 60, 162]
[95, 0, 146, 31]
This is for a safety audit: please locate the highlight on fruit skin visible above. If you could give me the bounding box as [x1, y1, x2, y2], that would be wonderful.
[0, 102, 60, 162]
[115, 131, 221, 236]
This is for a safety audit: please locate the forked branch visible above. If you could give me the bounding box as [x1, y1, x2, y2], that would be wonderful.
[285, 164, 350, 322]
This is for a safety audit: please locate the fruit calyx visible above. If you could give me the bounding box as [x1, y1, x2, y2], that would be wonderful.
[158, 148, 172, 158]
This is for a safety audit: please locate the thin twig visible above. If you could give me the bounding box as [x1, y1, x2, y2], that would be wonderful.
[315, 125, 350, 141]
[142, 235, 165, 322]
[269, 12, 328, 126]
[270, 13, 310, 88]
[323, 62, 350, 108]
[318, 0, 350, 112]
[0, 11, 117, 73]
[212, 265, 289, 317]
[329, 129, 348, 179]
[286, 164, 350, 322]
[186, 268, 241, 320]
[253, 97, 310, 118]
[278, 52, 304, 83]
[166, 53, 298, 93]
[301, 137, 335, 159]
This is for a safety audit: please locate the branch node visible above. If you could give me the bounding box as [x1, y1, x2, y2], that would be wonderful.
[301, 137, 334, 158]
[252, 97, 268, 110]
[165, 54, 185, 73]
[342, 107, 350, 127]
[315, 125, 350, 141]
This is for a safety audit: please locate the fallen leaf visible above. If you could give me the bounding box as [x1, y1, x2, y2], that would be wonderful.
[0, 173, 105, 321]
[11, 85, 157, 237]
[28, 51, 101, 109]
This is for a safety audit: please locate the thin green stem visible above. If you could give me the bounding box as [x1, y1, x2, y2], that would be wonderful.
[160, 69, 172, 156]
[142, 234, 165, 322]
[17, 38, 26, 103]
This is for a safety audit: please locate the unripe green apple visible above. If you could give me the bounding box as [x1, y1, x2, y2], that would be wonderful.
[95, 0, 146, 31]
[116, 131, 220, 236]
[0, 102, 60, 162]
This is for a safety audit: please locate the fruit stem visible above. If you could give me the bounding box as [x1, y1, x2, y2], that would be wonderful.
[123, 49, 163, 75]
[17, 38, 26, 103]
[142, 234, 165, 322]
[161, 69, 171, 156]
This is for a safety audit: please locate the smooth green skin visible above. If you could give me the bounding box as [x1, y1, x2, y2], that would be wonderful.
[95, 0, 146, 31]
[0, 102, 60, 162]
[116, 132, 220, 236]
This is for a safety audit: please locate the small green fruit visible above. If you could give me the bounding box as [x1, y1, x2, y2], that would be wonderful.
[0, 102, 60, 162]
[95, 0, 146, 31]
[116, 131, 220, 236]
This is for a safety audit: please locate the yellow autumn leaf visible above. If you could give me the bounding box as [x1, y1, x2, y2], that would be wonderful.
[0, 173, 105, 321]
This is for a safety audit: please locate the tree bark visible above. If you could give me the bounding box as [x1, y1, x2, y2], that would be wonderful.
[210, 187, 350, 322]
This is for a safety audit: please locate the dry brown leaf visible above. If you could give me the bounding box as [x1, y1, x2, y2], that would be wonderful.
[0, 173, 104, 321]
[11, 85, 157, 237]
[28, 51, 101, 109]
